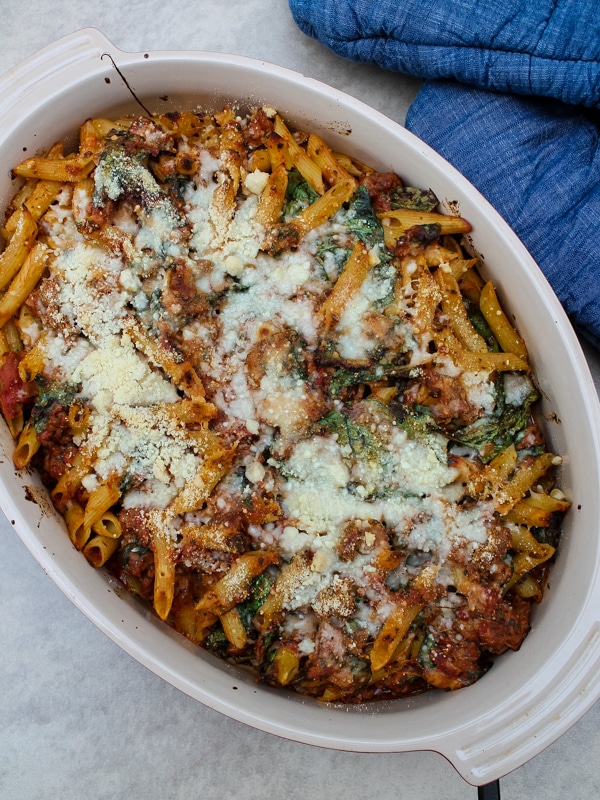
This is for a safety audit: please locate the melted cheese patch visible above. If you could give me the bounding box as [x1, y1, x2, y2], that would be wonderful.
[34, 131, 498, 624]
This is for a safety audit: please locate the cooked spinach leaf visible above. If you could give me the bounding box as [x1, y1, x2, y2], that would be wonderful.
[119, 540, 151, 567]
[314, 237, 350, 281]
[328, 362, 411, 396]
[390, 186, 439, 212]
[449, 385, 538, 462]
[283, 168, 319, 218]
[314, 409, 383, 461]
[94, 146, 183, 235]
[417, 631, 437, 669]
[406, 223, 441, 242]
[345, 185, 388, 252]
[466, 303, 501, 352]
[394, 407, 441, 442]
[31, 378, 78, 433]
[205, 626, 229, 654]
[238, 573, 274, 632]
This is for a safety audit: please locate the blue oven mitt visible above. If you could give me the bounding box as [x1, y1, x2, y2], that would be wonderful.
[289, 0, 600, 107]
[288, 0, 600, 348]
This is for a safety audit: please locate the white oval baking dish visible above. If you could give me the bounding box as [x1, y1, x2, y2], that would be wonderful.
[1, 28, 599, 787]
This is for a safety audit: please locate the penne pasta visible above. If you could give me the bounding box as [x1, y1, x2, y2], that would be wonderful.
[493, 452, 558, 515]
[254, 553, 311, 632]
[290, 177, 355, 236]
[122, 317, 206, 400]
[435, 268, 488, 352]
[0, 103, 569, 704]
[51, 444, 95, 513]
[0, 243, 49, 330]
[271, 646, 300, 686]
[169, 446, 236, 516]
[149, 523, 176, 622]
[379, 207, 472, 234]
[317, 240, 372, 330]
[81, 482, 121, 548]
[370, 601, 422, 673]
[12, 153, 95, 182]
[503, 526, 555, 594]
[64, 501, 87, 550]
[219, 607, 248, 649]
[0, 208, 37, 290]
[2, 319, 23, 353]
[479, 280, 528, 360]
[91, 510, 121, 539]
[180, 522, 246, 554]
[274, 115, 325, 194]
[411, 265, 442, 336]
[12, 419, 41, 469]
[434, 328, 530, 372]
[83, 533, 121, 568]
[255, 163, 288, 226]
[196, 550, 279, 615]
[17, 333, 47, 381]
[306, 133, 357, 188]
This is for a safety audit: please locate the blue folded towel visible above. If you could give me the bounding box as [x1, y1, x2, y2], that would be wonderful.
[289, 0, 600, 348]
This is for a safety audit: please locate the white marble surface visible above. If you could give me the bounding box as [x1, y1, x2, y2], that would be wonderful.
[1, 2, 600, 798]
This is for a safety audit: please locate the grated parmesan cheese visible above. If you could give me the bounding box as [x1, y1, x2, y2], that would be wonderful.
[6, 105, 565, 705]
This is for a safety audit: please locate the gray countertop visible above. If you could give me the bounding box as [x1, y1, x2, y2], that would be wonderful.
[1, 3, 599, 798]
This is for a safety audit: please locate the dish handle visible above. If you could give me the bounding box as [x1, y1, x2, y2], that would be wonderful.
[0, 28, 119, 120]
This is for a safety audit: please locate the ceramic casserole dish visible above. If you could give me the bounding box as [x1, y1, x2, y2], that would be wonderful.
[1, 28, 600, 787]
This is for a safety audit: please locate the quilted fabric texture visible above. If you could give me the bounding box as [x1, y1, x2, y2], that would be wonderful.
[289, 0, 600, 347]
[289, 0, 600, 107]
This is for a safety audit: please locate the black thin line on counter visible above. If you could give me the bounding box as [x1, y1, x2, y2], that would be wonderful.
[477, 779, 501, 800]
[101, 53, 153, 116]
